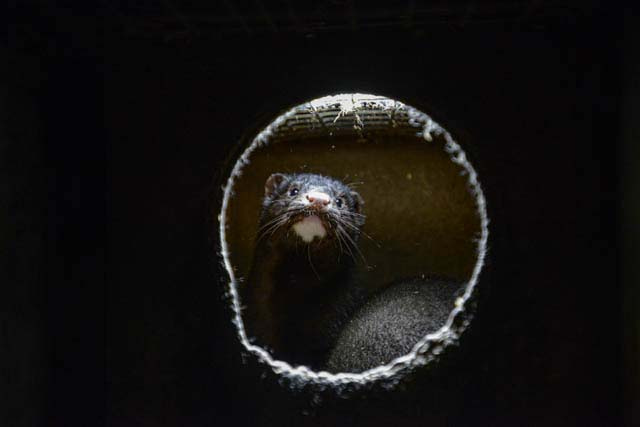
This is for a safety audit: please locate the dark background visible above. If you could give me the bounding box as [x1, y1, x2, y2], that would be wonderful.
[3, 1, 639, 426]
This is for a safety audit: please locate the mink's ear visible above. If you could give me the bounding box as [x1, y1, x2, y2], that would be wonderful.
[265, 173, 287, 197]
[350, 191, 364, 214]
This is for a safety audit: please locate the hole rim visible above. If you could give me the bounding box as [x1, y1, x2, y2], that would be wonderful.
[218, 93, 490, 389]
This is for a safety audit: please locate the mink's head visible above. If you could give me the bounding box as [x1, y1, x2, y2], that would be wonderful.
[256, 173, 365, 252]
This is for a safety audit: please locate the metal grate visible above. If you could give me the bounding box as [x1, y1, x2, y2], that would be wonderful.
[267, 94, 414, 142]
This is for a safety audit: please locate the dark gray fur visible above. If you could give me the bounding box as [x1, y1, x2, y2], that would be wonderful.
[325, 276, 464, 373]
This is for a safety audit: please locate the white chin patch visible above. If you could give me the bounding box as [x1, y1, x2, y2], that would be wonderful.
[292, 215, 327, 243]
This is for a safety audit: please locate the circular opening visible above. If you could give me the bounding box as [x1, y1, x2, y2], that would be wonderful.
[219, 93, 489, 388]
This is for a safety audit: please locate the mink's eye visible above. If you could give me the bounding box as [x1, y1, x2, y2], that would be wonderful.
[289, 187, 299, 196]
[335, 197, 343, 208]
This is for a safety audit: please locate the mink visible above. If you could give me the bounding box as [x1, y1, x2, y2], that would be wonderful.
[242, 173, 366, 368]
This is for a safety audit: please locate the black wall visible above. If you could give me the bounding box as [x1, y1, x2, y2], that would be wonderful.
[3, 3, 637, 426]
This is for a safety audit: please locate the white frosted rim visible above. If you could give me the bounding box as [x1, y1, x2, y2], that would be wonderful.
[218, 93, 489, 390]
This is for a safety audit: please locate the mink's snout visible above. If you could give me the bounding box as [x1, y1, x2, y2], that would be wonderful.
[305, 191, 331, 210]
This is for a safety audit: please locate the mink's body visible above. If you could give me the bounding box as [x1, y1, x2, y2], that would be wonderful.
[325, 276, 463, 373]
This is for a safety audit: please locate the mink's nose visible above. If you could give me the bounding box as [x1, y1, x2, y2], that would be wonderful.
[306, 191, 331, 208]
